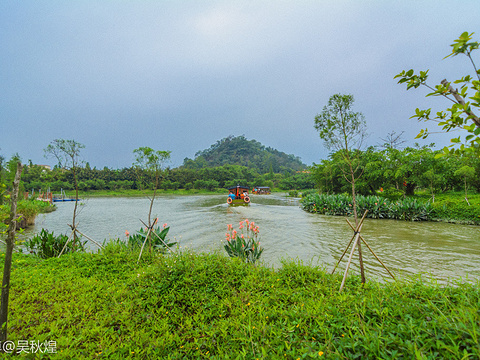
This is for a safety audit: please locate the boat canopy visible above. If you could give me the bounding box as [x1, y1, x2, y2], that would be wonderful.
[227, 185, 249, 197]
[227, 185, 249, 191]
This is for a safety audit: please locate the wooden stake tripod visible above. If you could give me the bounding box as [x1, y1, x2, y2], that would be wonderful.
[58, 224, 104, 257]
[332, 210, 395, 291]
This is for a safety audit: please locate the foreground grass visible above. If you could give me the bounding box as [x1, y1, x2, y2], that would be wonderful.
[2, 248, 479, 359]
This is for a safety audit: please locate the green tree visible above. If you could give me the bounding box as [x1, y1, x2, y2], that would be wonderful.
[314, 94, 367, 222]
[314, 93, 368, 284]
[395, 31, 480, 156]
[454, 165, 475, 205]
[44, 139, 85, 243]
[133, 147, 171, 254]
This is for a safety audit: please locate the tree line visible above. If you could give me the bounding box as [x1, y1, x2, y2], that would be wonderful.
[311, 144, 480, 199]
[3, 160, 313, 194]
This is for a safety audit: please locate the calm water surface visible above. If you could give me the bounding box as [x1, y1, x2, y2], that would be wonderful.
[27, 194, 480, 282]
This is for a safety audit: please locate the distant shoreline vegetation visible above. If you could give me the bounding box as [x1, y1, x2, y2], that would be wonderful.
[20, 135, 314, 193]
[301, 191, 480, 225]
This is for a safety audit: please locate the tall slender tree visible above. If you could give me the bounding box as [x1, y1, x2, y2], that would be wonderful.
[133, 147, 171, 253]
[315, 93, 368, 283]
[44, 139, 84, 243]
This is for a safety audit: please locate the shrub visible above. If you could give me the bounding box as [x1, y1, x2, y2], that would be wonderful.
[24, 228, 86, 258]
[301, 193, 434, 221]
[126, 223, 176, 253]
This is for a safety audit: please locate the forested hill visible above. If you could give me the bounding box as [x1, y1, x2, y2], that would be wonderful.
[182, 135, 306, 174]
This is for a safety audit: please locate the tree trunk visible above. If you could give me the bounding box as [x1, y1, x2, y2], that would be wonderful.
[72, 166, 79, 243]
[0, 162, 23, 342]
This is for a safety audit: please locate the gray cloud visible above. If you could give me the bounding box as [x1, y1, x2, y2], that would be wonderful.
[1, 1, 479, 168]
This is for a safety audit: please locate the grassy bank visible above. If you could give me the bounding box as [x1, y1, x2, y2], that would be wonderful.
[2, 248, 479, 359]
[416, 192, 480, 224]
[301, 191, 480, 225]
[72, 188, 227, 198]
[66, 188, 293, 198]
[0, 199, 56, 228]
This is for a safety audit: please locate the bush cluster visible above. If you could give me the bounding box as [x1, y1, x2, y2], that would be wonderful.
[301, 193, 433, 221]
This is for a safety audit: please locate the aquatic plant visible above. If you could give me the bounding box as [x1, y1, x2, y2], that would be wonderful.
[301, 193, 434, 221]
[24, 228, 86, 259]
[126, 223, 176, 254]
[224, 219, 263, 264]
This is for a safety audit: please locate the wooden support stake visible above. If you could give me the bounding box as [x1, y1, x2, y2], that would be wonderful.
[339, 227, 363, 292]
[137, 224, 153, 264]
[332, 210, 368, 274]
[139, 219, 172, 253]
[331, 233, 356, 275]
[345, 219, 396, 280]
[74, 229, 104, 250]
[58, 228, 76, 257]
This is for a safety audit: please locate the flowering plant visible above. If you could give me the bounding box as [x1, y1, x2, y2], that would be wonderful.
[224, 219, 263, 264]
[126, 221, 176, 253]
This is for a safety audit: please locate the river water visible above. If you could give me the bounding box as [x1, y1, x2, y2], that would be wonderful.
[27, 194, 480, 283]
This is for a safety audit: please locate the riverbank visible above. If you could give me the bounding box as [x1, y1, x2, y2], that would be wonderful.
[70, 188, 230, 198]
[2, 248, 479, 359]
[60, 188, 293, 198]
[0, 199, 56, 229]
[301, 191, 480, 225]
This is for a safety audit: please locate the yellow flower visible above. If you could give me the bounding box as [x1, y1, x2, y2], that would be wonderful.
[319, 351, 324, 356]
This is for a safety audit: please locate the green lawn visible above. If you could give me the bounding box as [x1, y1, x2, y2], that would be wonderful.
[2, 247, 479, 359]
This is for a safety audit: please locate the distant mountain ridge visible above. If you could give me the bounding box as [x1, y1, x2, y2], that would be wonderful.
[182, 135, 306, 173]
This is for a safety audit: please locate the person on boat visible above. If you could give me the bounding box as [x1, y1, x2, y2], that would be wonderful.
[228, 192, 236, 201]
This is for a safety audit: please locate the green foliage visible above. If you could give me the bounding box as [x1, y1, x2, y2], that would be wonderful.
[16, 199, 55, 226]
[24, 228, 85, 258]
[126, 225, 176, 253]
[311, 145, 480, 196]
[183, 135, 306, 173]
[314, 93, 367, 152]
[302, 193, 434, 221]
[3, 251, 480, 358]
[133, 147, 171, 173]
[224, 220, 263, 264]
[395, 31, 480, 156]
[0, 199, 54, 231]
[20, 138, 311, 192]
[424, 192, 480, 224]
[133, 147, 171, 191]
[44, 139, 85, 169]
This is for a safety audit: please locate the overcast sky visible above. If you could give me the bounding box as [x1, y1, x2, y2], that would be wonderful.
[1, 1, 479, 169]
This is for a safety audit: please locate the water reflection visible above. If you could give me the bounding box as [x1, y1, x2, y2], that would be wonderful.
[26, 194, 480, 282]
